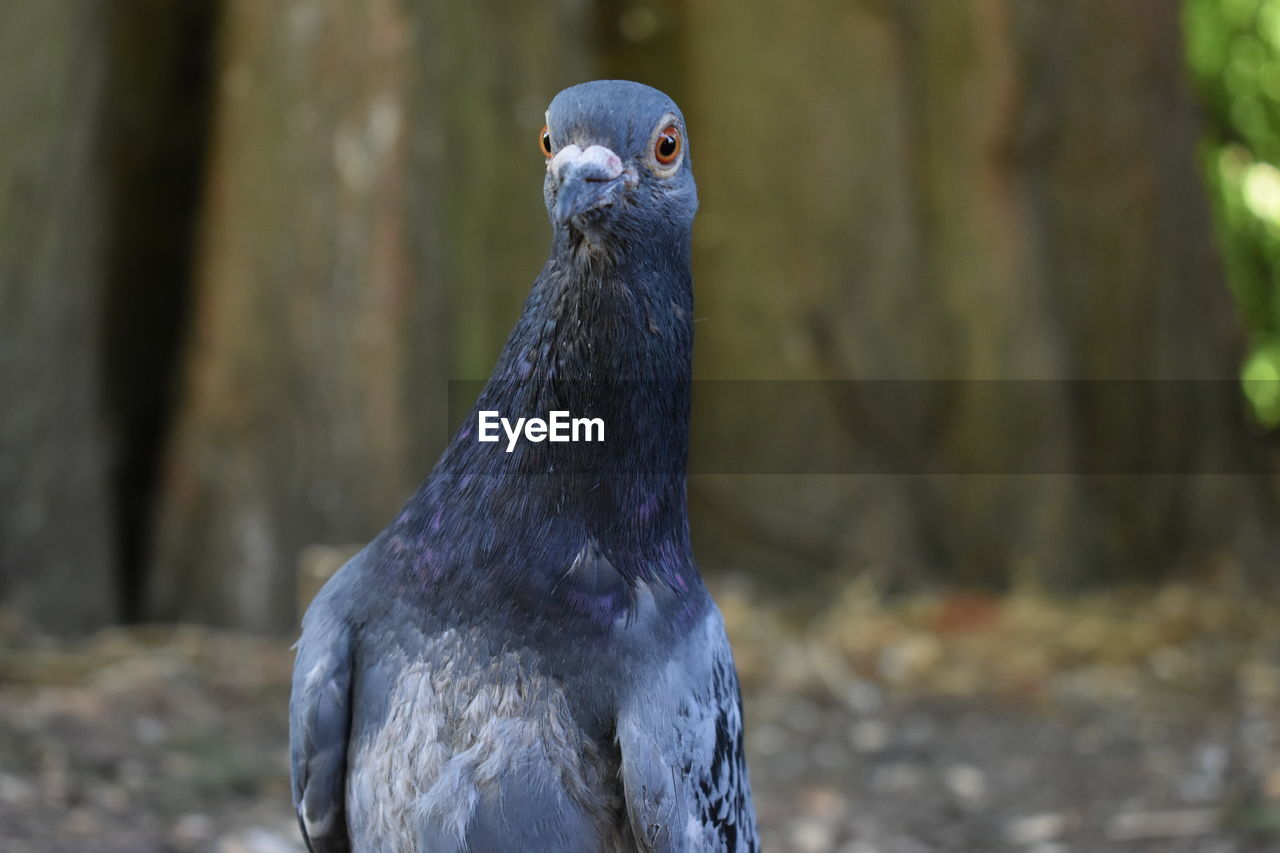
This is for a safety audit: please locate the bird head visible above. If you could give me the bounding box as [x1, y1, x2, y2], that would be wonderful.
[541, 80, 697, 249]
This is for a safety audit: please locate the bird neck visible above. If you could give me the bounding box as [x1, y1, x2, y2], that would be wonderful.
[404, 230, 697, 590]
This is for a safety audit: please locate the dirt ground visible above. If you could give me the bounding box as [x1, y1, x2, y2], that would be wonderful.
[1, 578, 1278, 852]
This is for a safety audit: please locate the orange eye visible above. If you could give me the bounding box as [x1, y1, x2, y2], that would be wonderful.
[539, 125, 553, 158]
[654, 125, 681, 165]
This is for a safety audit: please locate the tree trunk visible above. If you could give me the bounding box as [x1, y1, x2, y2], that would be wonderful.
[147, 0, 590, 633]
[681, 0, 1278, 590]
[101, 0, 218, 621]
[146, 0, 1280, 632]
[0, 1, 118, 633]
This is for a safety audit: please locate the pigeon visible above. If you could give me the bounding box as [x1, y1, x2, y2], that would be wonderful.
[290, 79, 758, 852]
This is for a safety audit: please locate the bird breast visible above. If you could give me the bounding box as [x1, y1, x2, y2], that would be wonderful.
[346, 627, 629, 850]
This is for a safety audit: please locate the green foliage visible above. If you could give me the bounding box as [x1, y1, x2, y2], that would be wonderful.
[1186, 0, 1280, 427]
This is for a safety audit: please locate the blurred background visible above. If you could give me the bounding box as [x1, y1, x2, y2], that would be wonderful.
[3, 0, 1280, 850]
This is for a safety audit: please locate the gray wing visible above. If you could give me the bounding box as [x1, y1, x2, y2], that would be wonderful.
[617, 606, 758, 852]
[289, 589, 355, 853]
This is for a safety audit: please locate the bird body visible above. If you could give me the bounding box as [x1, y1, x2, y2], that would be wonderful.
[290, 80, 757, 852]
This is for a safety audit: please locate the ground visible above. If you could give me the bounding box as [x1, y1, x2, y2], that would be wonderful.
[1, 578, 1278, 852]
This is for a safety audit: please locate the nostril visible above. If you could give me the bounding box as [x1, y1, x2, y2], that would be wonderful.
[552, 144, 624, 184]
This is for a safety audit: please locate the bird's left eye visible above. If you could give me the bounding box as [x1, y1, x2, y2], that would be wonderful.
[539, 125, 553, 158]
[654, 125, 681, 166]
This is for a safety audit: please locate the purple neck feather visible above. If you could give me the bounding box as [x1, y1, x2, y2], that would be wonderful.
[385, 232, 699, 609]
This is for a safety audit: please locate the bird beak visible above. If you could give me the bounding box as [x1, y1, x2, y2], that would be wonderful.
[551, 144, 626, 226]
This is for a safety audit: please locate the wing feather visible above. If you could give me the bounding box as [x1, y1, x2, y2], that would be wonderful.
[617, 607, 758, 852]
[290, 603, 354, 853]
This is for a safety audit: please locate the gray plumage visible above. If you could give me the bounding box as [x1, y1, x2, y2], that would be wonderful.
[290, 80, 757, 851]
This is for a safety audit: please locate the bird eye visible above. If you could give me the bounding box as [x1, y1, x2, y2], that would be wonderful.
[654, 125, 681, 166]
[539, 125, 553, 158]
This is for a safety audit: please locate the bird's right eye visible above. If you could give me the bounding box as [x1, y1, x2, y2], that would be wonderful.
[540, 125, 553, 158]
